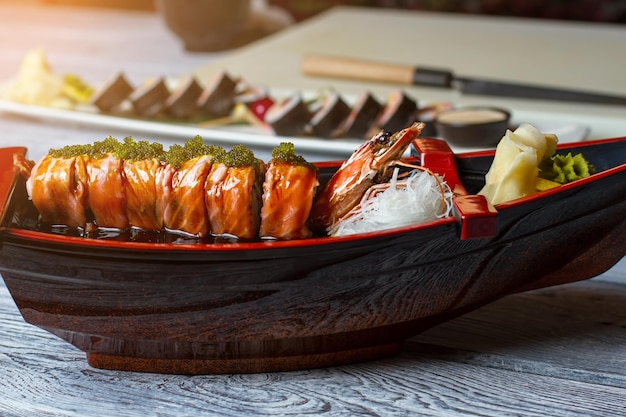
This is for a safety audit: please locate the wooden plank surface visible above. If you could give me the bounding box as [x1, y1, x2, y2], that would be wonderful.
[0, 4, 624, 416]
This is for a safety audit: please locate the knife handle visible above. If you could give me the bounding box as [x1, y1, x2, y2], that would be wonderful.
[301, 54, 453, 88]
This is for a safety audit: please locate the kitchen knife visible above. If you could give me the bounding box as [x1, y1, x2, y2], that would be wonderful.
[301, 54, 626, 106]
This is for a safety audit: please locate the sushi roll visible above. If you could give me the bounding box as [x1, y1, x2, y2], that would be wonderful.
[265, 93, 311, 137]
[308, 91, 351, 138]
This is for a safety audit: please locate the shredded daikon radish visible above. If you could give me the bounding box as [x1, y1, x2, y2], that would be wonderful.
[330, 168, 453, 236]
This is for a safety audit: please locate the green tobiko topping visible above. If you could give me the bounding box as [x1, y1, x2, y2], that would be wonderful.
[48, 143, 93, 159]
[49, 136, 166, 161]
[213, 144, 258, 168]
[270, 142, 312, 167]
[118, 137, 165, 161]
[49, 136, 120, 159]
[164, 136, 225, 168]
[90, 136, 123, 159]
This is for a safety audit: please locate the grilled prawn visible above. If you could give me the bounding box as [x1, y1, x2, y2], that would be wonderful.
[309, 122, 425, 233]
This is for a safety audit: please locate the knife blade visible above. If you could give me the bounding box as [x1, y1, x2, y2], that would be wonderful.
[301, 54, 626, 106]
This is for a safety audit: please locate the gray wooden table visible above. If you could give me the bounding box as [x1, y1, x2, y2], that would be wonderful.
[0, 4, 625, 416]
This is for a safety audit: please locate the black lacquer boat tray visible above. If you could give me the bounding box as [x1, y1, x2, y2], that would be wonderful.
[0, 136, 624, 374]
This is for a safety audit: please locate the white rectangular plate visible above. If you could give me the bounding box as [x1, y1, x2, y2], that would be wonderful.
[0, 97, 592, 161]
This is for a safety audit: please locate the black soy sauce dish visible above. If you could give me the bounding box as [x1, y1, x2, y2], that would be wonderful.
[434, 106, 511, 147]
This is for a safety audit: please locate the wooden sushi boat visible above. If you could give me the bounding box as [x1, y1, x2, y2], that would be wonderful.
[0, 129, 624, 374]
